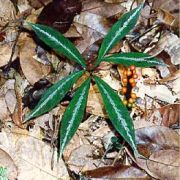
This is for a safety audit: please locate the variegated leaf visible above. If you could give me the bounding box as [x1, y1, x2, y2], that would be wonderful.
[59, 77, 91, 157]
[102, 52, 165, 67]
[24, 70, 85, 121]
[94, 76, 138, 154]
[28, 23, 86, 68]
[96, 4, 143, 66]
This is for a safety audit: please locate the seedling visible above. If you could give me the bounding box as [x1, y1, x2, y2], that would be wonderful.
[24, 4, 165, 158]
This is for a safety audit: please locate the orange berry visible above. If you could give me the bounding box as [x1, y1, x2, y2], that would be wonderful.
[123, 99, 128, 106]
[127, 70, 132, 76]
[122, 78, 128, 84]
[127, 103, 132, 108]
[128, 98, 134, 104]
[121, 87, 127, 94]
[130, 65, 136, 71]
[123, 70, 127, 76]
[133, 74, 138, 79]
[129, 78, 135, 84]
[131, 82, 136, 87]
[131, 93, 137, 99]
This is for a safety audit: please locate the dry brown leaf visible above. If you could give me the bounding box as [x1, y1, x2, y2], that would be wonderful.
[0, 0, 16, 26]
[159, 104, 179, 127]
[83, 165, 150, 179]
[148, 32, 180, 65]
[74, 12, 110, 35]
[153, 0, 180, 28]
[135, 126, 180, 179]
[0, 127, 70, 180]
[136, 126, 180, 155]
[0, 148, 18, 180]
[82, 0, 125, 18]
[67, 144, 101, 173]
[147, 150, 180, 180]
[87, 84, 107, 118]
[0, 43, 19, 67]
[105, 0, 125, 3]
[19, 34, 51, 84]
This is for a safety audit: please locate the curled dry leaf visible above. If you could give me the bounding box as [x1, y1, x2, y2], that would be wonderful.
[0, 148, 18, 179]
[19, 34, 51, 84]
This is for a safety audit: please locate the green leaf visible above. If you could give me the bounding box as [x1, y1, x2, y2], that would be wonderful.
[94, 76, 138, 154]
[102, 52, 165, 67]
[60, 77, 91, 157]
[24, 70, 85, 121]
[28, 23, 86, 68]
[96, 4, 143, 66]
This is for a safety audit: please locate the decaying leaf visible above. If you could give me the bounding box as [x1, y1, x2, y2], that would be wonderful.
[19, 34, 51, 84]
[83, 164, 150, 179]
[136, 126, 179, 155]
[147, 150, 180, 180]
[0, 148, 18, 179]
[0, 0, 16, 26]
[0, 43, 19, 67]
[82, 0, 125, 18]
[0, 127, 70, 180]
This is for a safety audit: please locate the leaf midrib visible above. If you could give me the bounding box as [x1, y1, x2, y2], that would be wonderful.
[98, 82, 136, 150]
[100, 5, 142, 58]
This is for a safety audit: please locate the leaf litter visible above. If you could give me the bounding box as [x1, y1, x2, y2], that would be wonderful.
[0, 0, 179, 179]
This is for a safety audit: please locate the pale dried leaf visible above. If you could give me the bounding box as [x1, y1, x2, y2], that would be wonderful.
[19, 34, 51, 84]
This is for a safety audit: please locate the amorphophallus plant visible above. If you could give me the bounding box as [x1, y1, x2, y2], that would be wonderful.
[24, 4, 165, 158]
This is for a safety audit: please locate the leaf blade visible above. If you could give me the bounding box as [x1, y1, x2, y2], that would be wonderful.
[96, 4, 143, 66]
[102, 52, 165, 67]
[94, 76, 138, 154]
[60, 77, 91, 157]
[28, 23, 86, 68]
[24, 70, 85, 121]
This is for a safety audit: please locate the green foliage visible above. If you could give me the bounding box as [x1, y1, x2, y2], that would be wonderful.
[0, 167, 8, 180]
[60, 78, 91, 157]
[93, 76, 137, 154]
[28, 23, 86, 68]
[25, 4, 165, 157]
[25, 70, 85, 121]
[96, 4, 143, 66]
[102, 52, 165, 67]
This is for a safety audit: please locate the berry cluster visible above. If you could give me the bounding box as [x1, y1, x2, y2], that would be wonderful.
[120, 65, 138, 108]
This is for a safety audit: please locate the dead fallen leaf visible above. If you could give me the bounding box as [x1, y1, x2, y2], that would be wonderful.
[74, 12, 110, 35]
[0, 0, 16, 26]
[159, 104, 179, 127]
[0, 148, 18, 180]
[87, 84, 107, 118]
[83, 164, 150, 179]
[67, 144, 101, 173]
[147, 149, 180, 180]
[0, 127, 70, 180]
[19, 34, 51, 84]
[82, 0, 125, 18]
[0, 43, 19, 67]
[136, 126, 180, 155]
